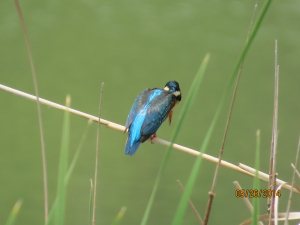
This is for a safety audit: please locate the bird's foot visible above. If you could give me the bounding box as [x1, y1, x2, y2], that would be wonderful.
[150, 134, 157, 144]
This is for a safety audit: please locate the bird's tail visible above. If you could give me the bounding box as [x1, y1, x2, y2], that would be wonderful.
[125, 135, 141, 156]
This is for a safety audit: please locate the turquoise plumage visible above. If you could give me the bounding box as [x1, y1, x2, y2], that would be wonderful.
[124, 81, 181, 155]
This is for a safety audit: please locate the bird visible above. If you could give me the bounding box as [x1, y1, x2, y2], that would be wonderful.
[124, 81, 181, 155]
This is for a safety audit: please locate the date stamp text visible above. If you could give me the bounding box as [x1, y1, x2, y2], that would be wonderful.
[235, 189, 281, 198]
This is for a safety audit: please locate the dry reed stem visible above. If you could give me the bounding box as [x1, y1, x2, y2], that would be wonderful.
[177, 180, 203, 225]
[13, 1, 48, 222]
[0, 83, 299, 195]
[92, 83, 104, 225]
[238, 163, 299, 193]
[284, 136, 300, 225]
[233, 181, 264, 225]
[268, 40, 279, 225]
[203, 4, 258, 224]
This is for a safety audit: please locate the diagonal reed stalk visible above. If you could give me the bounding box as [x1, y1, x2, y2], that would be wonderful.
[0, 83, 299, 195]
[234, 181, 254, 212]
[268, 40, 279, 225]
[233, 181, 264, 225]
[203, 3, 258, 224]
[174, 1, 274, 224]
[92, 82, 104, 225]
[140, 54, 210, 225]
[5, 200, 22, 225]
[291, 163, 300, 179]
[13, 0, 48, 222]
[177, 180, 203, 225]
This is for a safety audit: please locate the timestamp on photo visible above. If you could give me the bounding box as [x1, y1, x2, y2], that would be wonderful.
[235, 189, 281, 198]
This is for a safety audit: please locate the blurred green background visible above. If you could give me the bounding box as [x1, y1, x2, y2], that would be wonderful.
[1, 0, 300, 224]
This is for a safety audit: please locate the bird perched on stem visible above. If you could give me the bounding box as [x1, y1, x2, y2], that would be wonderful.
[124, 81, 181, 155]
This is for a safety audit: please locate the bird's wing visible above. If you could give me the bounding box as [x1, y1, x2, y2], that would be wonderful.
[125, 88, 151, 131]
[141, 90, 173, 137]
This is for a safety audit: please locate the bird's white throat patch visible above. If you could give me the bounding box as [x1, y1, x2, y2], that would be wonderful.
[172, 91, 181, 97]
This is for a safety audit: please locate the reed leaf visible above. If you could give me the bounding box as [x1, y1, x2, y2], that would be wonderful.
[172, 1, 273, 224]
[140, 54, 210, 225]
[55, 95, 71, 225]
[47, 118, 92, 225]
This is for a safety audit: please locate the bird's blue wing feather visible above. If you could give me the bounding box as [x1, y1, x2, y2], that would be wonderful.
[125, 89, 156, 155]
[125, 89, 149, 130]
[125, 88, 173, 155]
[128, 108, 147, 145]
[141, 91, 173, 136]
[125, 133, 141, 155]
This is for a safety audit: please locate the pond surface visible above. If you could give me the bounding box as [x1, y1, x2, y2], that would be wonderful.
[0, 0, 300, 224]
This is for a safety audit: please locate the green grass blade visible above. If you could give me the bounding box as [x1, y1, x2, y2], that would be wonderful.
[140, 54, 210, 225]
[55, 95, 71, 225]
[47, 119, 92, 225]
[5, 199, 22, 225]
[47, 202, 56, 225]
[111, 207, 127, 225]
[172, 1, 273, 224]
[89, 179, 94, 225]
[172, 90, 220, 225]
[252, 130, 260, 225]
[228, 0, 273, 89]
[65, 119, 92, 183]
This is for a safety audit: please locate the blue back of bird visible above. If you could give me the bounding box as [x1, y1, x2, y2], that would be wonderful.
[125, 88, 174, 155]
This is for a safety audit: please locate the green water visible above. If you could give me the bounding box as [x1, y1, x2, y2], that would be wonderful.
[1, 0, 300, 224]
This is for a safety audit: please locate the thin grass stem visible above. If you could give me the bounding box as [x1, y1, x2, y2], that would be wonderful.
[92, 82, 104, 225]
[203, 3, 258, 224]
[13, 0, 48, 222]
[268, 40, 279, 225]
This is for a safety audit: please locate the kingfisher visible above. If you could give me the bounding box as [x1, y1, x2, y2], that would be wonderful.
[124, 81, 181, 155]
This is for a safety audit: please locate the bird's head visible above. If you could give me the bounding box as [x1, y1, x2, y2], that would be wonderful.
[163, 81, 181, 101]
